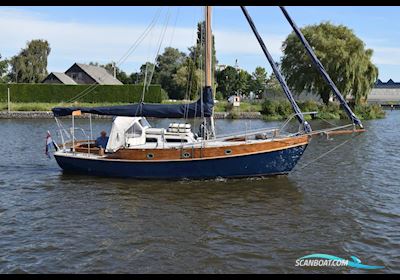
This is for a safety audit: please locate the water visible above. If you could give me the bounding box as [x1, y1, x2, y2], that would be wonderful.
[0, 112, 399, 273]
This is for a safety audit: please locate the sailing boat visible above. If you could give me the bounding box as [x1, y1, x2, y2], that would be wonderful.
[51, 6, 364, 179]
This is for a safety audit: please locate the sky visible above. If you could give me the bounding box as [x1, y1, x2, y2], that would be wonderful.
[1, 6, 400, 82]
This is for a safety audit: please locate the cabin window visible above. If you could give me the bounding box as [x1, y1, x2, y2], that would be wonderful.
[146, 138, 158, 143]
[139, 118, 150, 128]
[182, 152, 191, 158]
[224, 149, 233, 155]
[146, 153, 154, 159]
[128, 122, 143, 137]
[166, 138, 188, 143]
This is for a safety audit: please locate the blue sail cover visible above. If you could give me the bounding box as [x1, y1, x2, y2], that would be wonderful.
[52, 87, 214, 118]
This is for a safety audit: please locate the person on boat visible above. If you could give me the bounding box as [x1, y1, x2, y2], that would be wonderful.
[95, 131, 109, 149]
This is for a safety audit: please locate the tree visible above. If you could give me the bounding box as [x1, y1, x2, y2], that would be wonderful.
[172, 57, 202, 100]
[235, 69, 252, 96]
[0, 54, 9, 83]
[9, 39, 51, 83]
[129, 72, 140, 84]
[249, 66, 268, 95]
[216, 66, 239, 98]
[155, 47, 186, 99]
[89, 61, 131, 84]
[188, 21, 218, 91]
[139, 62, 157, 84]
[265, 73, 284, 98]
[216, 66, 252, 98]
[102, 62, 130, 84]
[281, 22, 378, 105]
[188, 21, 218, 70]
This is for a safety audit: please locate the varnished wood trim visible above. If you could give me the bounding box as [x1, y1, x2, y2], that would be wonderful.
[57, 135, 309, 163]
[106, 135, 309, 161]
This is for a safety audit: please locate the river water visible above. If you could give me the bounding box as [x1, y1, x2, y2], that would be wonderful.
[0, 111, 399, 273]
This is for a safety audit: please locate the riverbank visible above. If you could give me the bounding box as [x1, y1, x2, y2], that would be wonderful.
[0, 100, 386, 120]
[0, 111, 262, 119]
[1, 112, 399, 273]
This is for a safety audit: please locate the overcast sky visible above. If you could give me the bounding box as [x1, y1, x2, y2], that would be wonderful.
[1, 6, 399, 81]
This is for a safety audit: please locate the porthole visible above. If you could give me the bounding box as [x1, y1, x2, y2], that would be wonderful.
[182, 152, 191, 158]
[224, 149, 232, 155]
[146, 153, 154, 159]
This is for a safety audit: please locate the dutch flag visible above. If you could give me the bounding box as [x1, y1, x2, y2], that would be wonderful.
[45, 131, 58, 158]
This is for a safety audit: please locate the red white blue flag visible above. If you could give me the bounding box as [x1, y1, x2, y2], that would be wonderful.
[45, 131, 56, 158]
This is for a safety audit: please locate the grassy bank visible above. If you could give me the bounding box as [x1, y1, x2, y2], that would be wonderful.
[0, 99, 385, 120]
[0, 102, 130, 112]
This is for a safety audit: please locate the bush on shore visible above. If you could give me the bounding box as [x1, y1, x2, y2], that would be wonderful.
[261, 99, 385, 121]
[0, 83, 163, 103]
[0, 97, 386, 121]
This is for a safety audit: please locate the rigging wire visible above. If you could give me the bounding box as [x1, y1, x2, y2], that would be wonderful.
[116, 7, 163, 66]
[65, 12, 161, 104]
[200, 7, 205, 128]
[57, 7, 163, 106]
[144, 7, 172, 95]
[140, 13, 158, 105]
[168, 7, 180, 49]
[184, 7, 201, 121]
[295, 132, 363, 170]
[134, 7, 171, 116]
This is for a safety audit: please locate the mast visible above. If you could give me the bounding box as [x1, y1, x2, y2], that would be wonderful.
[279, 6, 363, 129]
[205, 6, 212, 88]
[241, 6, 311, 133]
[204, 6, 215, 139]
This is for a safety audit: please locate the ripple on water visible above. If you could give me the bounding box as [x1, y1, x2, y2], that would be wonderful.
[0, 115, 399, 273]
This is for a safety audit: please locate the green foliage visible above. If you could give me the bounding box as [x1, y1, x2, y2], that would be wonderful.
[215, 100, 261, 113]
[160, 88, 169, 101]
[215, 67, 252, 98]
[188, 21, 218, 71]
[172, 57, 202, 100]
[215, 91, 224, 101]
[236, 69, 252, 95]
[249, 66, 268, 95]
[89, 61, 131, 84]
[260, 99, 384, 120]
[0, 54, 9, 83]
[261, 99, 278, 115]
[8, 39, 51, 83]
[261, 100, 291, 118]
[228, 110, 240, 119]
[281, 22, 378, 105]
[355, 104, 385, 119]
[0, 102, 135, 112]
[265, 73, 284, 97]
[216, 66, 238, 98]
[154, 47, 187, 99]
[276, 101, 292, 118]
[299, 100, 319, 113]
[0, 84, 163, 103]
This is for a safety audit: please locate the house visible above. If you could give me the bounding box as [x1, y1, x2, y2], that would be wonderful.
[216, 64, 227, 71]
[368, 79, 400, 104]
[42, 63, 123, 85]
[228, 95, 241, 107]
[42, 72, 77, 85]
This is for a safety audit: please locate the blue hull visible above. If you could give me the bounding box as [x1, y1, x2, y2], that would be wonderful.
[54, 144, 307, 179]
